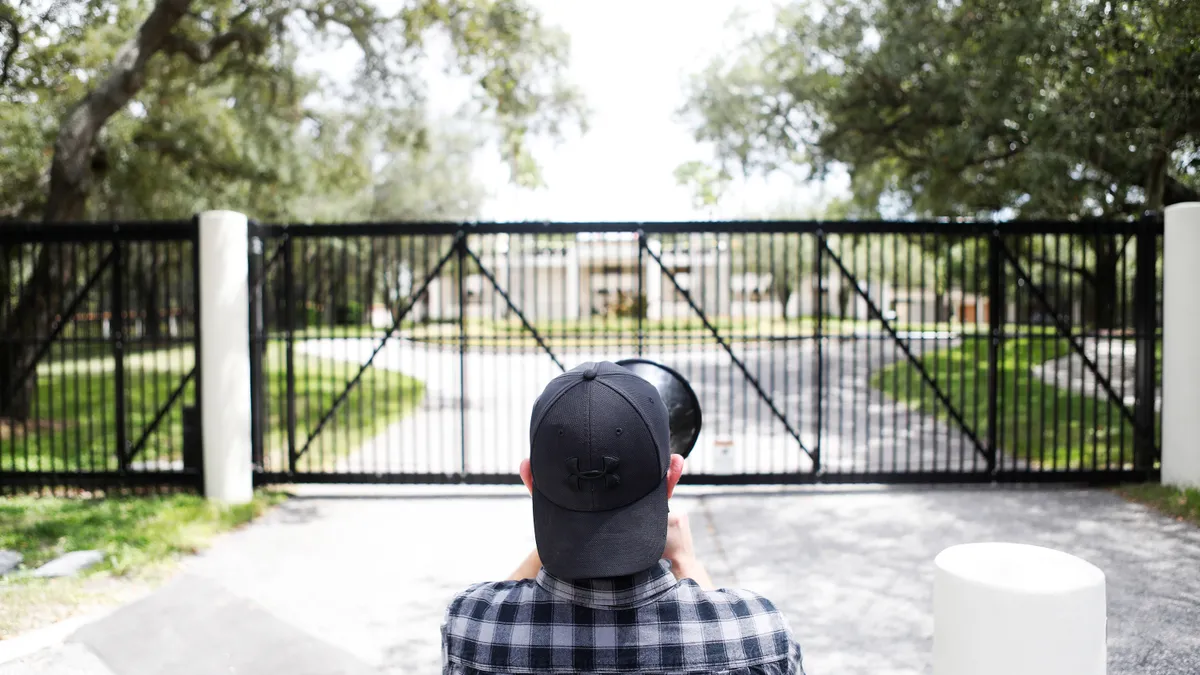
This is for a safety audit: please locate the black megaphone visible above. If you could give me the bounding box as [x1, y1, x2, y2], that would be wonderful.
[616, 358, 702, 458]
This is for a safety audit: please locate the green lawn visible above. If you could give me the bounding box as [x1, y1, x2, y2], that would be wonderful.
[870, 337, 1159, 470]
[291, 316, 976, 348]
[254, 344, 424, 472]
[0, 491, 287, 573]
[0, 490, 287, 638]
[2, 345, 424, 474]
[1115, 484, 1200, 528]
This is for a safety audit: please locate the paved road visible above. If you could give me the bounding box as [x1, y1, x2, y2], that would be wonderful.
[294, 333, 988, 478]
[1032, 337, 1162, 412]
[5, 485, 1198, 675]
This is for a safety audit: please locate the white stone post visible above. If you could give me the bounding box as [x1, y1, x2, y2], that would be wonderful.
[198, 210, 253, 504]
[644, 238, 663, 321]
[1163, 202, 1200, 488]
[566, 245, 581, 320]
[717, 234, 732, 318]
[934, 543, 1106, 675]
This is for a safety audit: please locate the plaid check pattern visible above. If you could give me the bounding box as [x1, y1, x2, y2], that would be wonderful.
[442, 560, 804, 674]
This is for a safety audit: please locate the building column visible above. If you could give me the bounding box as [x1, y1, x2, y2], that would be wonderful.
[645, 238, 662, 321]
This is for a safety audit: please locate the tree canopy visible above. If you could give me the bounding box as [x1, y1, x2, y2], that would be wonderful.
[680, 0, 1199, 220]
[0, 0, 586, 223]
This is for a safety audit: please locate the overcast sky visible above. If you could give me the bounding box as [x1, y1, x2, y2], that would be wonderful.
[307, 0, 849, 222]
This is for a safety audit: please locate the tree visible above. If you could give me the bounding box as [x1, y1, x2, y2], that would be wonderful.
[680, 0, 1199, 327]
[0, 0, 584, 419]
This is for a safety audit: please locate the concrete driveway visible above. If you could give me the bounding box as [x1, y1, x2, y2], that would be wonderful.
[295, 334, 983, 478]
[5, 485, 1197, 675]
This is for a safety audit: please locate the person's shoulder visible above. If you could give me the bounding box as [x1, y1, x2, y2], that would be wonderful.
[442, 580, 546, 672]
[684, 582, 790, 620]
[444, 579, 537, 623]
[676, 582, 803, 667]
[445, 579, 526, 609]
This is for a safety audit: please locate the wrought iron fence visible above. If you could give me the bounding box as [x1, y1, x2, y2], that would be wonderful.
[0, 222, 202, 494]
[249, 218, 1162, 486]
[0, 218, 1161, 493]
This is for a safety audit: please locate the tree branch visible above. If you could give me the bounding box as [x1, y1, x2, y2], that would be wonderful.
[163, 27, 264, 64]
[0, 13, 18, 88]
[44, 0, 195, 222]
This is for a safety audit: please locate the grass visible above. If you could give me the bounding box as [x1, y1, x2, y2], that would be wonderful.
[290, 316, 971, 348]
[0, 491, 287, 573]
[0, 490, 288, 639]
[2, 345, 424, 473]
[870, 336, 1159, 469]
[255, 344, 424, 472]
[1114, 484, 1200, 528]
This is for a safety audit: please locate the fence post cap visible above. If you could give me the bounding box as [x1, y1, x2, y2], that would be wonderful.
[935, 542, 1104, 594]
[1164, 201, 1200, 217]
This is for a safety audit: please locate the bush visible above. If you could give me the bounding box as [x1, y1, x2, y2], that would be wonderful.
[335, 301, 364, 326]
[613, 292, 648, 319]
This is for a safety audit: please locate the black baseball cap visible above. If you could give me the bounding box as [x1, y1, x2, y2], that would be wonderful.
[528, 361, 672, 579]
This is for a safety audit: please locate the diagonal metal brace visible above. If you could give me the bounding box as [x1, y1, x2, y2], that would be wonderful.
[122, 367, 196, 466]
[295, 233, 464, 460]
[460, 243, 564, 372]
[820, 236, 991, 463]
[994, 239, 1144, 435]
[641, 234, 815, 462]
[2, 246, 116, 416]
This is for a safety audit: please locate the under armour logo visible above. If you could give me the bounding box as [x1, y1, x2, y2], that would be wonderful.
[565, 456, 621, 491]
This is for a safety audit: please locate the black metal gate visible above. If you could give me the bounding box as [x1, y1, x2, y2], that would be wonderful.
[248, 219, 1162, 486]
[1, 221, 203, 494]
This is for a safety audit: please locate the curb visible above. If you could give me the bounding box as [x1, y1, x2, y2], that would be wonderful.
[0, 607, 114, 665]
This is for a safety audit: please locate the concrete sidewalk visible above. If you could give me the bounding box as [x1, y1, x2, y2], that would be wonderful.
[3, 485, 1199, 675]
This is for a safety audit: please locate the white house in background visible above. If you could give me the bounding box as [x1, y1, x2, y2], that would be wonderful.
[370, 233, 992, 326]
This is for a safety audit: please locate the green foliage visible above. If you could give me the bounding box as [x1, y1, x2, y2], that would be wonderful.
[335, 300, 363, 325]
[1115, 484, 1200, 528]
[0, 490, 287, 574]
[673, 160, 730, 210]
[0, 0, 586, 222]
[611, 291, 647, 320]
[680, 0, 1200, 219]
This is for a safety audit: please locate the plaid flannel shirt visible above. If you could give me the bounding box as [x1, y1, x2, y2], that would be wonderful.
[442, 560, 804, 674]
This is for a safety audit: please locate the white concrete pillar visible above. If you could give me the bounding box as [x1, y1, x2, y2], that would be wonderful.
[198, 210, 253, 504]
[645, 238, 662, 321]
[934, 543, 1106, 675]
[717, 234, 732, 318]
[427, 278, 443, 320]
[689, 233, 705, 315]
[565, 245, 580, 320]
[1163, 202, 1200, 488]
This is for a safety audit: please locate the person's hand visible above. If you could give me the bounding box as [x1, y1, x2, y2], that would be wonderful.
[663, 510, 697, 568]
[662, 509, 715, 589]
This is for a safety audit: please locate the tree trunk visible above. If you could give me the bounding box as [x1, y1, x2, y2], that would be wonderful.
[1089, 239, 1120, 330]
[135, 263, 161, 343]
[838, 282, 852, 319]
[0, 0, 194, 420]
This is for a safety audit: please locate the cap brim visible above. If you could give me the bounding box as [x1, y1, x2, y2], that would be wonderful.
[532, 479, 668, 580]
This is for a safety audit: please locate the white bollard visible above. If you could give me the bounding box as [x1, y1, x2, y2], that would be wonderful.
[934, 543, 1106, 675]
[1163, 202, 1200, 488]
[198, 210, 253, 504]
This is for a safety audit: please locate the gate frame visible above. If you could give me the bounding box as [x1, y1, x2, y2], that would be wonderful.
[247, 219, 1162, 488]
[0, 221, 204, 493]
